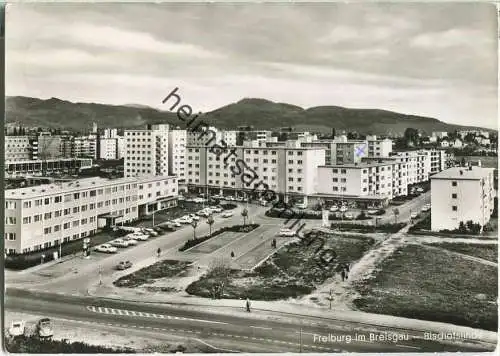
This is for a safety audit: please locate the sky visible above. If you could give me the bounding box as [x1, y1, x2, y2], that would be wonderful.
[6, 2, 498, 129]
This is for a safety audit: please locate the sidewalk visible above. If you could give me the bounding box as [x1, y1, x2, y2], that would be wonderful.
[86, 282, 497, 347]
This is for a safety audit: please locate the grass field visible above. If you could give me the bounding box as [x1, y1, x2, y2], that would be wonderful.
[455, 156, 498, 169]
[113, 260, 192, 288]
[425, 242, 498, 262]
[353, 244, 498, 331]
[186, 233, 375, 300]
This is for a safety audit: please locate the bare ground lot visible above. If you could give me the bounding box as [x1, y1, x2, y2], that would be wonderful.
[187, 233, 375, 300]
[113, 260, 192, 288]
[352, 244, 498, 331]
[424, 242, 498, 262]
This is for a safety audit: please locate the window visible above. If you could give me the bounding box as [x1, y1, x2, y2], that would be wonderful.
[5, 217, 16, 225]
[54, 196, 62, 203]
[332, 169, 338, 174]
[452, 181, 457, 187]
[23, 201, 32, 208]
[44, 212, 52, 220]
[73, 193, 80, 199]
[452, 206, 457, 211]
[452, 193, 457, 199]
[5, 232, 16, 241]
[340, 169, 346, 174]
[44, 227, 52, 235]
[332, 178, 338, 182]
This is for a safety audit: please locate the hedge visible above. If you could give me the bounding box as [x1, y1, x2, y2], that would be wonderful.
[220, 203, 237, 210]
[331, 222, 406, 233]
[179, 224, 259, 251]
[5, 336, 133, 353]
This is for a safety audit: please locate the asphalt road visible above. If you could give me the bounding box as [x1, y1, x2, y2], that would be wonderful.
[5, 289, 493, 353]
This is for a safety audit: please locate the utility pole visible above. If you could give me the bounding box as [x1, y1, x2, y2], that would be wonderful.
[152, 210, 155, 227]
[329, 289, 333, 309]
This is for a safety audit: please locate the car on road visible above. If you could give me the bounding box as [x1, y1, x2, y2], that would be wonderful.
[235, 196, 244, 202]
[122, 236, 139, 245]
[128, 232, 149, 241]
[142, 228, 159, 236]
[339, 206, 348, 213]
[95, 244, 118, 253]
[416, 187, 424, 193]
[116, 261, 133, 270]
[410, 212, 419, 219]
[197, 210, 211, 217]
[329, 205, 338, 212]
[420, 204, 431, 212]
[344, 212, 354, 220]
[278, 228, 296, 237]
[152, 227, 163, 233]
[178, 216, 193, 224]
[8, 320, 25, 337]
[110, 238, 130, 248]
[36, 318, 54, 339]
[367, 209, 379, 215]
[221, 211, 234, 218]
[225, 196, 235, 201]
[169, 220, 182, 227]
[193, 197, 206, 204]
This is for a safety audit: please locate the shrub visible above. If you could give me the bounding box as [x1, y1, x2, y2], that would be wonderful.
[5, 336, 133, 353]
[220, 203, 237, 210]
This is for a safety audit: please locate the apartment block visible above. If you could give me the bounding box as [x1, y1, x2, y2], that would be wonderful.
[331, 137, 368, 165]
[99, 138, 119, 160]
[366, 136, 393, 158]
[4, 175, 178, 254]
[424, 149, 446, 174]
[391, 150, 430, 185]
[5, 136, 34, 161]
[185, 140, 325, 203]
[124, 124, 169, 177]
[73, 135, 98, 159]
[316, 161, 399, 201]
[431, 166, 495, 231]
[168, 129, 187, 180]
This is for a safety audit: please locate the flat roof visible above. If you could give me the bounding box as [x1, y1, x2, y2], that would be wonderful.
[319, 161, 394, 169]
[5, 175, 177, 200]
[431, 166, 495, 180]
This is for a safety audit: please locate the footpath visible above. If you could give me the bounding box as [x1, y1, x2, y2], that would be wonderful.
[86, 282, 498, 348]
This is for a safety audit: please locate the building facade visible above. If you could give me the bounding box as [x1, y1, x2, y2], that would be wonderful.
[5, 136, 34, 161]
[124, 124, 169, 177]
[4, 175, 178, 254]
[168, 129, 187, 181]
[430, 166, 495, 231]
[392, 150, 430, 185]
[5, 158, 93, 178]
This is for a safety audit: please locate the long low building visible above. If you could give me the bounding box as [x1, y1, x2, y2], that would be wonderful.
[5, 158, 93, 178]
[4, 175, 178, 255]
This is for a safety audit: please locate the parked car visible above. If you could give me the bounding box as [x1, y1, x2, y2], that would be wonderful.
[193, 198, 206, 204]
[329, 205, 338, 212]
[116, 261, 133, 270]
[128, 232, 149, 241]
[416, 187, 424, 193]
[278, 228, 296, 237]
[177, 196, 186, 201]
[210, 206, 223, 213]
[235, 196, 244, 202]
[295, 202, 307, 209]
[259, 200, 269, 206]
[95, 244, 118, 253]
[122, 236, 139, 245]
[344, 213, 355, 220]
[189, 214, 200, 221]
[367, 209, 379, 215]
[8, 320, 25, 337]
[152, 227, 163, 233]
[37, 318, 54, 339]
[226, 196, 235, 201]
[197, 210, 210, 217]
[221, 211, 234, 218]
[339, 206, 348, 213]
[410, 212, 419, 219]
[110, 238, 130, 248]
[119, 226, 142, 233]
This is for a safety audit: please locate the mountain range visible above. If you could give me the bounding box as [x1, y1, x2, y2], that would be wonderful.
[6, 96, 493, 136]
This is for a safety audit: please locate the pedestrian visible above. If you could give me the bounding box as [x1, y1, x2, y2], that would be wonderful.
[246, 298, 251, 312]
[156, 247, 161, 258]
[231, 251, 235, 258]
[341, 269, 346, 282]
[346, 263, 350, 273]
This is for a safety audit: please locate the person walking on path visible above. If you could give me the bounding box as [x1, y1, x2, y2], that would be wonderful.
[156, 247, 161, 258]
[246, 298, 251, 312]
[341, 269, 346, 282]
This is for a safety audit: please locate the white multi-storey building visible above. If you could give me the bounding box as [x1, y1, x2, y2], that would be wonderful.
[102, 128, 118, 139]
[423, 149, 446, 174]
[366, 136, 393, 158]
[124, 124, 169, 177]
[315, 160, 407, 207]
[73, 135, 98, 159]
[330, 137, 368, 165]
[99, 138, 118, 160]
[431, 166, 495, 231]
[168, 129, 187, 180]
[186, 140, 325, 204]
[4, 175, 178, 254]
[392, 150, 430, 185]
[5, 136, 34, 161]
[5, 158, 93, 178]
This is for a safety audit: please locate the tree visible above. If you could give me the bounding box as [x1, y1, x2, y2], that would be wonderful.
[241, 208, 248, 226]
[208, 258, 231, 299]
[206, 216, 215, 236]
[404, 128, 419, 147]
[191, 220, 198, 240]
[392, 208, 400, 223]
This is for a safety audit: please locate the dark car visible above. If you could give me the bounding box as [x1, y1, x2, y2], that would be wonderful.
[116, 261, 133, 270]
[37, 318, 53, 339]
[152, 227, 163, 233]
